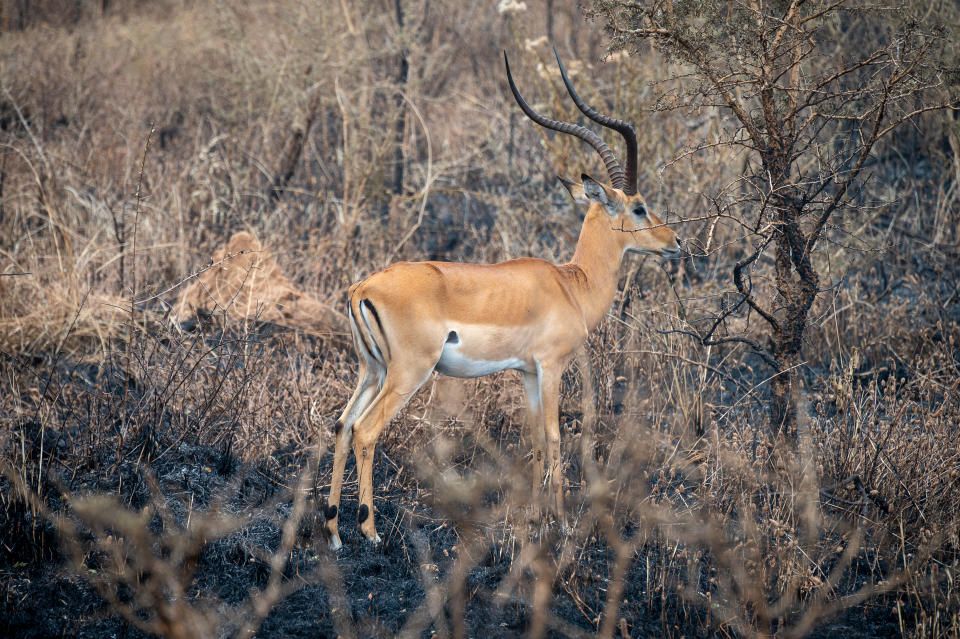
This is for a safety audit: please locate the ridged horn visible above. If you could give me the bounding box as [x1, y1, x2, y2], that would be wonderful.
[504, 51, 626, 191]
[554, 47, 639, 195]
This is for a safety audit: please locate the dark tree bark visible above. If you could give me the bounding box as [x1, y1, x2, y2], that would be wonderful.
[390, 0, 409, 198]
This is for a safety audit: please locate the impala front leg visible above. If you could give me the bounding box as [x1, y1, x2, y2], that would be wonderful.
[539, 364, 566, 528]
[522, 370, 546, 497]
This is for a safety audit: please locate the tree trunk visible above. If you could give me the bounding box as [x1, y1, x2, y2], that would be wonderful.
[390, 0, 408, 198]
[769, 194, 819, 434]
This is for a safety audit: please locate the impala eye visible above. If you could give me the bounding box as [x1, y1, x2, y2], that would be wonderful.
[632, 205, 648, 218]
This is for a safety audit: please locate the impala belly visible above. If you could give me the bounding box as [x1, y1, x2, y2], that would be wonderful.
[434, 327, 528, 378]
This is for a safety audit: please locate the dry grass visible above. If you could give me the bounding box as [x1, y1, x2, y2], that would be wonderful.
[1, 1, 959, 638]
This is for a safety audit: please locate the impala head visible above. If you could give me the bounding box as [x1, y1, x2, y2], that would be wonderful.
[559, 173, 681, 256]
[504, 49, 682, 257]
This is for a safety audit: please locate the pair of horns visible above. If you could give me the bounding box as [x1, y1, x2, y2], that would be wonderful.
[504, 48, 639, 195]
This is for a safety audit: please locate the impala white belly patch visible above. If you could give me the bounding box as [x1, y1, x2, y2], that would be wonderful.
[435, 331, 526, 378]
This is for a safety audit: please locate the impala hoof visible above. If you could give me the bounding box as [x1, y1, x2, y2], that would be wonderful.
[362, 532, 382, 546]
[329, 534, 343, 551]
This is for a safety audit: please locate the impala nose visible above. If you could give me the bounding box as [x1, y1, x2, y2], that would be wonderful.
[663, 237, 683, 256]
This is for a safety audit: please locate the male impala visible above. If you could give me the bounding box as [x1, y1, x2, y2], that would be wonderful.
[324, 51, 681, 549]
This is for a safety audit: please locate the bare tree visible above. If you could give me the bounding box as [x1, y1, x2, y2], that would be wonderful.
[589, 0, 959, 430]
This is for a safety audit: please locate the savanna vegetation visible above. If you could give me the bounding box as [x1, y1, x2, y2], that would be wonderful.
[1, 1, 958, 637]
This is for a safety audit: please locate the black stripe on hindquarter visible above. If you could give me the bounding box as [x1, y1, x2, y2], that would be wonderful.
[362, 299, 392, 360]
[350, 299, 378, 362]
[358, 300, 385, 363]
[360, 297, 390, 359]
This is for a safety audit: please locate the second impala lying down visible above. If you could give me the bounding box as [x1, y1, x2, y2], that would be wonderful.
[324, 51, 682, 549]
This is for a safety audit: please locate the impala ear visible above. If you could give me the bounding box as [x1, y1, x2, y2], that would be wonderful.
[581, 173, 622, 215]
[558, 176, 587, 204]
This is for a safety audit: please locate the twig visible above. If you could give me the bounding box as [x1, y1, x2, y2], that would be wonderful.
[134, 250, 259, 306]
[385, 93, 434, 264]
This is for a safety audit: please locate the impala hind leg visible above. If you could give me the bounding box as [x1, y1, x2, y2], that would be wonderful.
[351, 368, 432, 543]
[326, 359, 380, 550]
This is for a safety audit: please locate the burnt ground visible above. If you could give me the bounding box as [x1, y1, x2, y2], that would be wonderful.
[0, 438, 589, 638]
[0, 436, 902, 639]
[0, 326, 918, 639]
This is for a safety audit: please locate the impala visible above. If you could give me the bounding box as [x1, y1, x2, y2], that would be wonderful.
[324, 51, 682, 549]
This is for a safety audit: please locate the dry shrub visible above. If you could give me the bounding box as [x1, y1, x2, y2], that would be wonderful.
[1, 454, 339, 639]
[173, 230, 348, 339]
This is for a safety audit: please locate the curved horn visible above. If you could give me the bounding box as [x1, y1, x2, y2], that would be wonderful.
[504, 51, 626, 191]
[554, 48, 639, 195]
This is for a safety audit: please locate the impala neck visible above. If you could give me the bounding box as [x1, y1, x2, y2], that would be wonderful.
[566, 207, 629, 331]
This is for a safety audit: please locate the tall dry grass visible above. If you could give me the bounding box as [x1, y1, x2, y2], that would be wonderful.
[1, 1, 958, 637]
